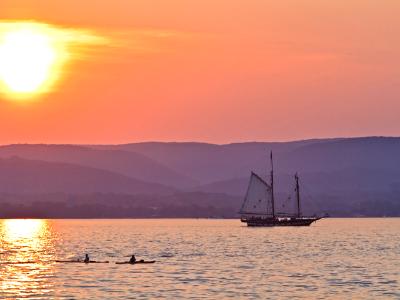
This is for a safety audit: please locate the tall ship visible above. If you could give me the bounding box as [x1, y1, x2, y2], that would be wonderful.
[240, 152, 321, 227]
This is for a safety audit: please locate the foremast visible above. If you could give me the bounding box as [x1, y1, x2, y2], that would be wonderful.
[295, 173, 301, 217]
[270, 151, 275, 218]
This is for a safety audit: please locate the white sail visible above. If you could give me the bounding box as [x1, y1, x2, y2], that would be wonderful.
[240, 172, 272, 216]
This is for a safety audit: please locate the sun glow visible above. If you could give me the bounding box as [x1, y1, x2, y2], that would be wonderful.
[3, 219, 45, 240]
[0, 29, 58, 94]
[0, 21, 107, 100]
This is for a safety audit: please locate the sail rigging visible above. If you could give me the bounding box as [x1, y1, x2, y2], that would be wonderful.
[239, 172, 273, 216]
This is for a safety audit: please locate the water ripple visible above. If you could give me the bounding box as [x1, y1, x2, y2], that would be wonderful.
[0, 218, 399, 299]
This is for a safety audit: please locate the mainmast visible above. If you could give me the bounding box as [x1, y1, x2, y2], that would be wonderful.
[295, 173, 301, 217]
[270, 151, 275, 218]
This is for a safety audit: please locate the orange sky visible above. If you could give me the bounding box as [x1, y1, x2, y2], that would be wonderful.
[0, 0, 399, 144]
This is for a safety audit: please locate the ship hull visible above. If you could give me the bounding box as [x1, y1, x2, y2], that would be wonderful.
[241, 217, 320, 227]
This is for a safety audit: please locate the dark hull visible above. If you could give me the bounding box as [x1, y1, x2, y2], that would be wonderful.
[241, 216, 320, 227]
[115, 261, 155, 264]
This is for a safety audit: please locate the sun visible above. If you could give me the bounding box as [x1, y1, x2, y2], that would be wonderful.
[0, 21, 108, 100]
[0, 23, 67, 99]
[0, 28, 58, 95]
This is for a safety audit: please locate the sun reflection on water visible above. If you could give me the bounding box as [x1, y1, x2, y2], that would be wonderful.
[3, 219, 44, 240]
[0, 219, 55, 298]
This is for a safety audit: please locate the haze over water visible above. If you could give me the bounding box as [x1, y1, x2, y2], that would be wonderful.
[0, 218, 399, 299]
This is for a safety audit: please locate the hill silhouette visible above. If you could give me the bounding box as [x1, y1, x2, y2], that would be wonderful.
[0, 157, 175, 195]
[0, 137, 400, 217]
[0, 144, 195, 188]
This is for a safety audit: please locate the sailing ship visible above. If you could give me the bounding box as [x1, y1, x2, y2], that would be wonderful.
[240, 152, 321, 227]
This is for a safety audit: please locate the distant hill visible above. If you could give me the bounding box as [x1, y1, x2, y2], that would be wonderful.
[192, 167, 400, 196]
[93, 140, 328, 184]
[0, 144, 196, 188]
[0, 157, 175, 195]
[0, 137, 400, 217]
[275, 137, 400, 174]
[96, 137, 400, 185]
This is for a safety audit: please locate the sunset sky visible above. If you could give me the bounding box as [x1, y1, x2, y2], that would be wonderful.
[0, 0, 399, 144]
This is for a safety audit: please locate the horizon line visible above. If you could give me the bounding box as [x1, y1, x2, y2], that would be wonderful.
[1, 135, 399, 147]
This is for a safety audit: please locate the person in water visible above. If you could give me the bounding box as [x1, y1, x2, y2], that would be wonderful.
[84, 254, 90, 263]
[129, 255, 136, 263]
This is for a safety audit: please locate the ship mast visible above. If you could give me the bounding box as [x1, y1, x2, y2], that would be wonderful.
[270, 151, 275, 218]
[295, 173, 301, 217]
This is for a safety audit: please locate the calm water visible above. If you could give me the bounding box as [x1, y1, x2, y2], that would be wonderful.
[0, 219, 399, 299]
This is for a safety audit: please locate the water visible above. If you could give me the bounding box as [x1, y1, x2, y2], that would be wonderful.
[0, 219, 399, 299]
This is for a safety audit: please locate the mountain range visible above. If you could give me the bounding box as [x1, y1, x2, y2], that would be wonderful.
[0, 136, 399, 217]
